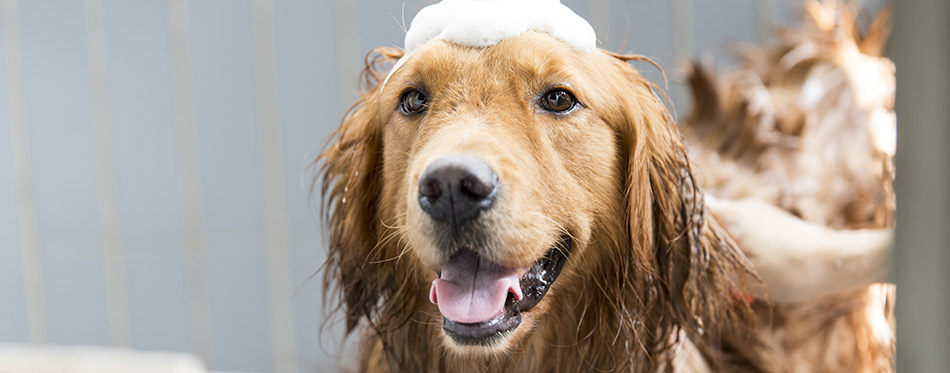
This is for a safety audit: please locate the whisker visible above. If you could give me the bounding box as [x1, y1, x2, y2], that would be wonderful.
[365, 227, 403, 265]
[372, 237, 414, 264]
[364, 211, 414, 265]
[526, 211, 578, 258]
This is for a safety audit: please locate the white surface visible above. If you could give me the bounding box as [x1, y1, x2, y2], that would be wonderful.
[0, 344, 206, 373]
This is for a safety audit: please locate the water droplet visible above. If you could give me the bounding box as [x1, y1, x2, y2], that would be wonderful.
[341, 197, 347, 204]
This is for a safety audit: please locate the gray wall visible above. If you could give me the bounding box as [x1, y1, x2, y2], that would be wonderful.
[0, 1, 884, 372]
[892, 0, 950, 371]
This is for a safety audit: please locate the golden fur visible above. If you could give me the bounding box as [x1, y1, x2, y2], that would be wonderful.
[317, 32, 766, 372]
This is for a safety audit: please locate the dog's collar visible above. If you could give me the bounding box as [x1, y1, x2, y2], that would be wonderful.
[383, 0, 596, 86]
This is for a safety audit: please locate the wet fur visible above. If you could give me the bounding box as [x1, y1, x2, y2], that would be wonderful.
[682, 2, 896, 371]
[317, 33, 763, 372]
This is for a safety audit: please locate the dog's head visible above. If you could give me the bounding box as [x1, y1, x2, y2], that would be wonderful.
[319, 31, 754, 368]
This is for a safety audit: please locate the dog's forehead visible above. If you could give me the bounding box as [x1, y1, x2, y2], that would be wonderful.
[402, 32, 588, 88]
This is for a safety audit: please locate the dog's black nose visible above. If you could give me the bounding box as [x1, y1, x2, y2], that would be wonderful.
[418, 155, 498, 227]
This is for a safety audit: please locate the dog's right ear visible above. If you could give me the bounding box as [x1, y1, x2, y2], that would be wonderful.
[315, 47, 403, 333]
[604, 51, 766, 369]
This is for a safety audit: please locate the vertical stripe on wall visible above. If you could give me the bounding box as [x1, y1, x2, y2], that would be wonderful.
[167, 0, 211, 362]
[83, 0, 129, 347]
[758, 0, 775, 41]
[250, 0, 296, 372]
[0, 0, 47, 344]
[335, 0, 360, 108]
[893, 0, 950, 371]
[672, 0, 693, 60]
[671, 0, 694, 117]
[587, 0, 610, 49]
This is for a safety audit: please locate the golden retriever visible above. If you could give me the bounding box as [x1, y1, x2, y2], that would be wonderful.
[317, 31, 766, 372]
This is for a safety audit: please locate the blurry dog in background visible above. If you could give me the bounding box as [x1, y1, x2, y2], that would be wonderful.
[685, 1, 896, 371]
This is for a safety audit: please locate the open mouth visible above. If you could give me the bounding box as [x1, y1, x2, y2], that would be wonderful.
[428, 235, 572, 346]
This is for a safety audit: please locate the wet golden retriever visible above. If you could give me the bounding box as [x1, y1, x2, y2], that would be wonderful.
[318, 32, 764, 372]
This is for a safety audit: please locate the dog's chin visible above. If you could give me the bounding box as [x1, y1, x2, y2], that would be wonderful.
[434, 235, 572, 354]
[439, 310, 535, 356]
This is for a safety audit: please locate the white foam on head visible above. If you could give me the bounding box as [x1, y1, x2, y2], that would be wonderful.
[385, 0, 596, 83]
[405, 0, 595, 53]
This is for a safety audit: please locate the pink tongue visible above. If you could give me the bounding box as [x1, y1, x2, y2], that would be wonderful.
[429, 250, 523, 324]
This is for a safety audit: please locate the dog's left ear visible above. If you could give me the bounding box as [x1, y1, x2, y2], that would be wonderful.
[608, 54, 761, 368]
[315, 47, 407, 333]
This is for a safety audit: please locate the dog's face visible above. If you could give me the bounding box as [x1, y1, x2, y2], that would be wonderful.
[320, 30, 732, 368]
[374, 32, 630, 353]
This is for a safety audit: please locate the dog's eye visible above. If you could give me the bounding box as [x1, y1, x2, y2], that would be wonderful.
[399, 89, 429, 115]
[539, 89, 578, 113]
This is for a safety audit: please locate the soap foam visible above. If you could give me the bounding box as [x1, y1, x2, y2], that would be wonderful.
[385, 0, 596, 83]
